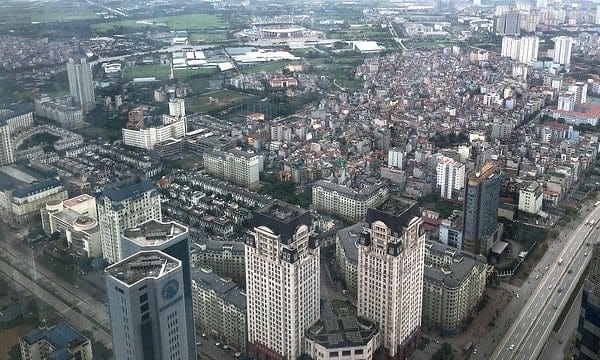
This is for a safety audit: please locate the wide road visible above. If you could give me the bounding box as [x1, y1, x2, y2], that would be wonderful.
[0, 259, 112, 346]
[491, 206, 600, 360]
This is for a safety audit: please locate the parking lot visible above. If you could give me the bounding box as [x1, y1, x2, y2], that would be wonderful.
[196, 334, 243, 360]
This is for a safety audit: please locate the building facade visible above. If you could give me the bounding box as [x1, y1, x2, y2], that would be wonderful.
[191, 240, 246, 285]
[0, 162, 68, 226]
[245, 201, 320, 360]
[518, 180, 543, 215]
[574, 243, 600, 360]
[20, 322, 92, 360]
[0, 107, 34, 165]
[462, 162, 502, 255]
[422, 241, 488, 335]
[169, 98, 186, 117]
[357, 198, 425, 358]
[436, 155, 466, 200]
[335, 223, 362, 294]
[304, 316, 380, 360]
[202, 150, 261, 190]
[34, 95, 85, 129]
[105, 251, 190, 360]
[67, 58, 95, 112]
[496, 12, 521, 35]
[41, 194, 101, 257]
[553, 36, 574, 66]
[120, 219, 197, 360]
[97, 180, 162, 264]
[312, 180, 389, 223]
[122, 115, 186, 150]
[501, 36, 539, 65]
[191, 268, 247, 352]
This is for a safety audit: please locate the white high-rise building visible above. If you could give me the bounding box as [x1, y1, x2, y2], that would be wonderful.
[169, 98, 186, 117]
[518, 36, 539, 64]
[569, 82, 588, 104]
[105, 251, 190, 360]
[501, 36, 539, 65]
[536, 0, 547, 8]
[97, 180, 162, 264]
[558, 92, 575, 112]
[501, 36, 520, 60]
[388, 147, 404, 169]
[357, 198, 425, 358]
[552, 36, 573, 66]
[67, 58, 95, 112]
[245, 201, 320, 360]
[436, 156, 466, 200]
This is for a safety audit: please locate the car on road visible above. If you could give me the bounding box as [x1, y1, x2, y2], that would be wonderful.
[548, 284, 553, 289]
[585, 252, 589, 256]
[516, 293, 519, 299]
[215, 342, 221, 347]
[509, 344, 515, 351]
[568, 269, 573, 274]
[558, 288, 562, 293]
[535, 274, 540, 279]
[553, 303, 558, 309]
[473, 349, 478, 355]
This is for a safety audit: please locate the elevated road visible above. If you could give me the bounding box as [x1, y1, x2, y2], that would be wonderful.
[491, 207, 600, 360]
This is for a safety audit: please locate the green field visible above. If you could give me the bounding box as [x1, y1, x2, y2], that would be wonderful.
[189, 32, 228, 43]
[123, 65, 217, 80]
[186, 89, 255, 114]
[242, 61, 300, 74]
[0, 1, 99, 24]
[93, 14, 225, 34]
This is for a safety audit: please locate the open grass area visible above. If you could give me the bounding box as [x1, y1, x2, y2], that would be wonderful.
[0, 0, 100, 24]
[189, 32, 228, 43]
[241, 61, 298, 74]
[123, 65, 217, 80]
[92, 13, 225, 34]
[328, 28, 388, 40]
[186, 89, 255, 114]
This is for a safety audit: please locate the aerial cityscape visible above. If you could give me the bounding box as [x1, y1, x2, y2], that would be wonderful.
[0, 0, 600, 359]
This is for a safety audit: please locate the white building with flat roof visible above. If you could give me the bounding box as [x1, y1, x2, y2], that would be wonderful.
[122, 115, 186, 150]
[436, 155, 466, 200]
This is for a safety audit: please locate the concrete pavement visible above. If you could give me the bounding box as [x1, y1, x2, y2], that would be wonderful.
[539, 288, 582, 360]
[490, 205, 600, 360]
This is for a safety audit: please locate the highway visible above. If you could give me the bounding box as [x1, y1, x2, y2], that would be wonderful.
[491, 206, 600, 360]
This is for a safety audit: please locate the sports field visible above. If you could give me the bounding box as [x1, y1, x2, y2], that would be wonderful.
[93, 14, 225, 33]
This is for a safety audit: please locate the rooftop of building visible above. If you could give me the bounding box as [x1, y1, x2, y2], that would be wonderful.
[123, 220, 187, 247]
[191, 268, 246, 311]
[336, 223, 362, 265]
[313, 180, 388, 200]
[424, 241, 487, 289]
[0, 105, 32, 124]
[106, 251, 181, 286]
[100, 179, 155, 202]
[305, 316, 379, 349]
[0, 162, 61, 198]
[253, 200, 311, 243]
[21, 321, 88, 352]
[192, 239, 245, 254]
[366, 197, 420, 235]
[467, 161, 500, 183]
[62, 194, 94, 209]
